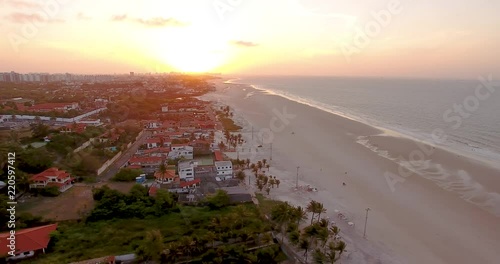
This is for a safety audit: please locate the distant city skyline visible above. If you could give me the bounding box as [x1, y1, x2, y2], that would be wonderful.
[1, 0, 500, 78]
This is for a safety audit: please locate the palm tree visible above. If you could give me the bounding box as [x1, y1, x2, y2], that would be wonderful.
[299, 236, 311, 262]
[307, 201, 318, 224]
[315, 202, 327, 223]
[262, 159, 267, 168]
[269, 178, 276, 188]
[265, 187, 271, 195]
[313, 248, 326, 264]
[329, 225, 340, 240]
[326, 246, 337, 264]
[265, 164, 270, 171]
[236, 170, 246, 182]
[276, 179, 281, 188]
[292, 206, 308, 227]
[246, 158, 250, 168]
[257, 160, 263, 171]
[336, 240, 347, 260]
[271, 202, 292, 243]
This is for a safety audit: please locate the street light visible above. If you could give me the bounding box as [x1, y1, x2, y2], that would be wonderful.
[296, 166, 300, 188]
[363, 208, 371, 238]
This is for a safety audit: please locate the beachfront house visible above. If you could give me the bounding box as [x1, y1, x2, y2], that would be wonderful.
[215, 161, 233, 180]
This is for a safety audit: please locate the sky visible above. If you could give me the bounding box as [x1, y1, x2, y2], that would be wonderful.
[1, 0, 499, 78]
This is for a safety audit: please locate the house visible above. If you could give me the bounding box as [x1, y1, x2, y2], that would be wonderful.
[0, 224, 58, 261]
[145, 138, 162, 149]
[194, 165, 217, 178]
[29, 168, 73, 192]
[178, 160, 197, 181]
[214, 161, 233, 180]
[213, 150, 224, 161]
[154, 170, 178, 184]
[168, 145, 194, 160]
[127, 156, 164, 174]
[161, 104, 169, 112]
[60, 123, 87, 134]
[143, 120, 161, 129]
[149, 179, 201, 195]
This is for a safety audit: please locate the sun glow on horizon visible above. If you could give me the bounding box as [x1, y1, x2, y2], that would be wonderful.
[157, 29, 230, 73]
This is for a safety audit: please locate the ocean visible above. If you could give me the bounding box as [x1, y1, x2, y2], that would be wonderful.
[228, 76, 500, 167]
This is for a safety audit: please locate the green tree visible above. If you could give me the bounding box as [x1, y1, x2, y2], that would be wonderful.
[206, 190, 230, 210]
[136, 229, 164, 262]
[112, 168, 142, 182]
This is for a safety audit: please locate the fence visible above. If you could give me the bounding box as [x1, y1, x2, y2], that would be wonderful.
[96, 151, 122, 175]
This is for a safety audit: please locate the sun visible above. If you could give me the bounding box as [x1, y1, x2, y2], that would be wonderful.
[159, 31, 228, 73]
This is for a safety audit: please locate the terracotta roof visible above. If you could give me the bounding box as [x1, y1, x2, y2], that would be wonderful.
[214, 150, 224, 161]
[0, 224, 58, 256]
[128, 156, 163, 165]
[154, 170, 177, 180]
[179, 179, 201, 188]
[31, 168, 71, 182]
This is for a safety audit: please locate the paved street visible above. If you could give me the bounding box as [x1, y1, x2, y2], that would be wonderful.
[100, 130, 152, 181]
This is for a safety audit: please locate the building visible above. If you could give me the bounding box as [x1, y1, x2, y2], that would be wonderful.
[127, 156, 164, 174]
[178, 160, 197, 181]
[0, 224, 58, 261]
[214, 161, 233, 180]
[28, 102, 79, 113]
[154, 170, 178, 184]
[168, 146, 194, 160]
[161, 104, 169, 113]
[29, 168, 73, 192]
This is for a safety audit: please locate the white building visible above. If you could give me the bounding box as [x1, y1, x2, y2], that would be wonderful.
[168, 146, 194, 160]
[215, 161, 233, 180]
[178, 160, 198, 181]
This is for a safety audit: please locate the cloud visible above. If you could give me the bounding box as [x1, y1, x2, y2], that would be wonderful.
[77, 12, 91, 20]
[6, 0, 41, 9]
[111, 14, 128, 21]
[111, 14, 187, 27]
[135, 17, 187, 27]
[6, 12, 65, 23]
[231, 40, 259, 47]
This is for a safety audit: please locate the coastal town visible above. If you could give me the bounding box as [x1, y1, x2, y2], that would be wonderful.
[0, 73, 347, 264]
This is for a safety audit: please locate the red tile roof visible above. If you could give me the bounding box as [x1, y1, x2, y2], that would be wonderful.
[154, 170, 177, 180]
[179, 179, 201, 188]
[214, 150, 224, 161]
[31, 168, 71, 182]
[0, 224, 58, 256]
[128, 156, 163, 165]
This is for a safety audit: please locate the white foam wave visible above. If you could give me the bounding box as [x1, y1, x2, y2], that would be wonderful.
[356, 136, 500, 217]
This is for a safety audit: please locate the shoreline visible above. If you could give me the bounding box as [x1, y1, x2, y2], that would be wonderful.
[226, 78, 500, 170]
[203, 79, 500, 264]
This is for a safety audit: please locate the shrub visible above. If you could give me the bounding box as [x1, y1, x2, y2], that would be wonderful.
[112, 168, 143, 182]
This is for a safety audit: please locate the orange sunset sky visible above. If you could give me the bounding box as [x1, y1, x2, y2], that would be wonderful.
[1, 0, 499, 78]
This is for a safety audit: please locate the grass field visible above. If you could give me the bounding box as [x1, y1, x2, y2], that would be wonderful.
[31, 204, 272, 263]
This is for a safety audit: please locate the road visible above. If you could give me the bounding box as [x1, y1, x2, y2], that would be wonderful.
[100, 130, 152, 181]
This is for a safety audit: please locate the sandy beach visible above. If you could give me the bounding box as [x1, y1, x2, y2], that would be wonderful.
[202, 80, 500, 264]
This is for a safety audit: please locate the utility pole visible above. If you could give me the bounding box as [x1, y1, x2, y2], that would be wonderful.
[270, 143, 273, 161]
[296, 166, 300, 188]
[363, 208, 371, 238]
[251, 126, 254, 141]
